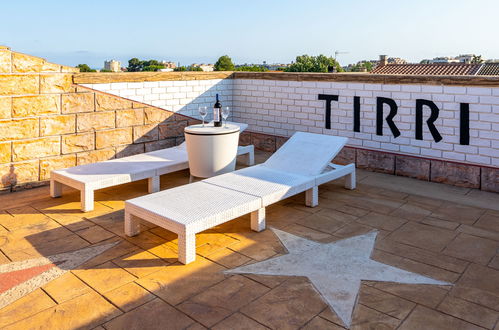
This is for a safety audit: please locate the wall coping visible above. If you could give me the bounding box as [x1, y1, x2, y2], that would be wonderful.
[232, 72, 499, 87]
[73, 71, 233, 84]
[73, 71, 499, 87]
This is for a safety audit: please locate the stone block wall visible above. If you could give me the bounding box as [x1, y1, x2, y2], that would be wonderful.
[0, 47, 192, 193]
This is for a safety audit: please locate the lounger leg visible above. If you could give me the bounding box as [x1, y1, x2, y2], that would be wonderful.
[50, 179, 62, 198]
[124, 212, 141, 236]
[148, 176, 160, 193]
[345, 170, 356, 190]
[247, 146, 255, 166]
[251, 208, 266, 232]
[305, 186, 319, 207]
[178, 231, 196, 264]
[189, 175, 194, 183]
[81, 188, 94, 212]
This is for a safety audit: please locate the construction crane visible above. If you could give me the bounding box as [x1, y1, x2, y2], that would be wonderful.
[334, 50, 349, 61]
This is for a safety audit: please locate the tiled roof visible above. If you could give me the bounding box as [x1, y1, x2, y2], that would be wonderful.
[371, 63, 481, 75]
[476, 63, 499, 75]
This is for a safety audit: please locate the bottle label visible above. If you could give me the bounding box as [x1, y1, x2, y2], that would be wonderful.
[213, 108, 220, 122]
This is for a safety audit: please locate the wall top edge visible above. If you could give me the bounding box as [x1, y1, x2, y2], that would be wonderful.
[73, 71, 234, 84]
[73, 71, 499, 87]
[232, 72, 499, 87]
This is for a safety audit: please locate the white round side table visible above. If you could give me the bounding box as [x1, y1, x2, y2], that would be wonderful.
[184, 123, 240, 179]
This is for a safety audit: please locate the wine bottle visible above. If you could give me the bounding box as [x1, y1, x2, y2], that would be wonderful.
[213, 94, 222, 127]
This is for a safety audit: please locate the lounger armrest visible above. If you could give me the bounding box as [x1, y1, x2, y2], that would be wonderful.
[315, 163, 355, 186]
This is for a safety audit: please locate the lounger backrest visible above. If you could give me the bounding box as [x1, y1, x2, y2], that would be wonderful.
[262, 132, 348, 176]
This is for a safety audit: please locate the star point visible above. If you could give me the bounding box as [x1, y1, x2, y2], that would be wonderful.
[226, 228, 451, 328]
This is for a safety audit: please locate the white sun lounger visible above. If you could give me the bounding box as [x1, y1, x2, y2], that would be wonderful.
[50, 122, 254, 212]
[125, 132, 355, 264]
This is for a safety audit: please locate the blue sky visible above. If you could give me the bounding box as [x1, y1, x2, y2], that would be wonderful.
[1, 0, 498, 68]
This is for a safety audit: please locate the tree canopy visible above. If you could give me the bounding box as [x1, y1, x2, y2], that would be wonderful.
[214, 55, 235, 71]
[471, 55, 484, 64]
[76, 64, 96, 72]
[285, 55, 343, 73]
[348, 61, 373, 72]
[127, 58, 167, 72]
[235, 65, 268, 72]
[173, 66, 203, 72]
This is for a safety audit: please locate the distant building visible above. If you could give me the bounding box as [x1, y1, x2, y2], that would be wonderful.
[104, 60, 121, 72]
[424, 54, 476, 64]
[160, 61, 177, 69]
[371, 55, 499, 75]
[191, 63, 214, 72]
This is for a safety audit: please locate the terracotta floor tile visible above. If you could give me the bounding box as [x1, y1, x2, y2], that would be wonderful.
[4, 291, 121, 330]
[450, 286, 499, 312]
[178, 275, 270, 327]
[315, 208, 359, 222]
[474, 212, 499, 233]
[103, 282, 155, 312]
[206, 247, 252, 269]
[296, 213, 346, 234]
[320, 306, 349, 327]
[242, 273, 290, 289]
[490, 255, 499, 270]
[405, 194, 445, 209]
[1, 205, 53, 231]
[431, 202, 486, 225]
[443, 233, 499, 265]
[195, 231, 240, 257]
[388, 222, 457, 252]
[112, 249, 169, 278]
[372, 282, 449, 308]
[350, 304, 400, 329]
[457, 224, 499, 242]
[135, 257, 226, 306]
[438, 295, 499, 329]
[79, 239, 138, 268]
[73, 261, 136, 294]
[398, 305, 483, 330]
[302, 316, 344, 330]
[104, 298, 194, 330]
[4, 233, 90, 262]
[371, 249, 460, 283]
[42, 272, 93, 303]
[186, 322, 208, 330]
[358, 285, 416, 320]
[457, 263, 499, 298]
[240, 277, 327, 329]
[76, 225, 115, 244]
[280, 223, 334, 242]
[212, 312, 269, 330]
[390, 202, 433, 221]
[333, 203, 371, 217]
[333, 222, 376, 239]
[420, 216, 460, 230]
[0, 288, 56, 328]
[376, 238, 469, 273]
[357, 212, 407, 231]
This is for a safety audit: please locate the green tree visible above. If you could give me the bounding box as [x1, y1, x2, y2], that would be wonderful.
[285, 55, 343, 73]
[76, 64, 96, 72]
[214, 55, 235, 71]
[235, 65, 268, 72]
[127, 58, 143, 72]
[99, 68, 113, 72]
[471, 55, 483, 64]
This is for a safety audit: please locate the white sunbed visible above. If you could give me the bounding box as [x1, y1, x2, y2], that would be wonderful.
[50, 122, 255, 212]
[124, 132, 356, 264]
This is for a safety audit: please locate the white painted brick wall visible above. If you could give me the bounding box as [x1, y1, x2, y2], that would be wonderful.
[82, 79, 234, 121]
[232, 79, 499, 167]
[82, 78, 498, 167]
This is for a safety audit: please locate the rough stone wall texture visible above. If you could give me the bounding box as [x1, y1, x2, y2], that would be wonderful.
[0, 48, 193, 193]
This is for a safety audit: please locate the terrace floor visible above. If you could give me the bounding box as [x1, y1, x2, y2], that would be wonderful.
[0, 151, 498, 330]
